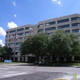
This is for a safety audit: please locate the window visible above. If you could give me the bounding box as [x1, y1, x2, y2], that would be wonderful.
[58, 24, 70, 29]
[17, 37, 23, 40]
[71, 17, 80, 21]
[17, 28, 24, 31]
[72, 29, 79, 33]
[6, 35, 7, 38]
[6, 31, 8, 34]
[25, 27, 29, 30]
[65, 30, 70, 33]
[17, 33, 23, 36]
[38, 29, 43, 32]
[10, 30, 16, 33]
[8, 43, 14, 47]
[45, 21, 55, 26]
[45, 27, 56, 31]
[30, 32, 33, 34]
[25, 32, 29, 35]
[38, 24, 43, 27]
[72, 23, 80, 27]
[57, 19, 69, 23]
[15, 47, 20, 50]
[16, 42, 21, 45]
[9, 39, 13, 41]
[9, 34, 15, 37]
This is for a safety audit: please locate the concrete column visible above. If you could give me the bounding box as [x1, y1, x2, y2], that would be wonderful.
[25, 56, 28, 62]
[18, 56, 20, 62]
[72, 56, 75, 62]
[22, 56, 24, 62]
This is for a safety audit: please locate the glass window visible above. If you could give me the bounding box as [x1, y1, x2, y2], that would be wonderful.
[10, 30, 16, 33]
[72, 29, 79, 33]
[9, 34, 15, 37]
[45, 21, 55, 26]
[72, 23, 80, 27]
[16, 42, 21, 45]
[39, 24, 43, 27]
[65, 30, 70, 33]
[57, 19, 69, 23]
[38, 29, 43, 32]
[17, 37, 23, 40]
[45, 27, 56, 31]
[71, 17, 80, 21]
[9, 39, 13, 41]
[17, 28, 24, 31]
[6, 31, 8, 34]
[25, 27, 29, 30]
[25, 32, 29, 35]
[17, 33, 23, 36]
[8, 43, 14, 47]
[58, 24, 70, 29]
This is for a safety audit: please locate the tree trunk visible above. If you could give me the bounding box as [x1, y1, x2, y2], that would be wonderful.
[72, 56, 75, 62]
[64, 57, 66, 62]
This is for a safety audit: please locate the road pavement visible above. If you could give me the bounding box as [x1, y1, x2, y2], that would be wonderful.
[0, 63, 80, 80]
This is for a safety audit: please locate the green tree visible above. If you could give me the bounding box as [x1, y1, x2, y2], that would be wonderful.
[0, 46, 13, 60]
[21, 33, 49, 63]
[49, 30, 80, 63]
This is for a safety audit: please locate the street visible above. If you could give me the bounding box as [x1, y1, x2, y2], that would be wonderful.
[0, 64, 80, 80]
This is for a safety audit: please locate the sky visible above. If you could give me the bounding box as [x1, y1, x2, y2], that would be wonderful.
[0, 0, 80, 46]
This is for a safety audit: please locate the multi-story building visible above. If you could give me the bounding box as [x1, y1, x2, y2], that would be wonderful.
[5, 13, 80, 62]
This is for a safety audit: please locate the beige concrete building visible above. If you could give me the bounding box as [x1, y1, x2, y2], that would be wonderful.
[5, 13, 80, 62]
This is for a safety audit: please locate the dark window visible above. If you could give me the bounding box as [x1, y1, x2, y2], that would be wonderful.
[6, 35, 7, 38]
[72, 23, 79, 27]
[38, 24, 44, 28]
[6, 31, 8, 34]
[16, 42, 21, 45]
[58, 24, 70, 29]
[57, 19, 69, 23]
[49, 21, 55, 25]
[25, 27, 29, 30]
[10, 30, 16, 33]
[45, 27, 56, 31]
[17, 28, 24, 31]
[46, 21, 55, 26]
[65, 30, 70, 33]
[17, 33, 23, 36]
[38, 29, 43, 32]
[71, 17, 80, 21]
[72, 29, 79, 33]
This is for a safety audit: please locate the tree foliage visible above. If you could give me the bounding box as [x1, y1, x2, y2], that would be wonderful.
[0, 46, 13, 59]
[21, 30, 80, 63]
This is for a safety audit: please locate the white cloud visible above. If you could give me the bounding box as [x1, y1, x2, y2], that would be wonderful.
[12, 1, 16, 6]
[52, 0, 62, 6]
[0, 27, 6, 36]
[14, 14, 17, 18]
[0, 39, 5, 47]
[7, 22, 18, 29]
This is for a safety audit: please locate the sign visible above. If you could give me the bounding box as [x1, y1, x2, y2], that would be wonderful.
[4, 60, 12, 63]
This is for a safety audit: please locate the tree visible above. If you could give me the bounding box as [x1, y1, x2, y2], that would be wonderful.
[0, 46, 13, 60]
[49, 30, 80, 63]
[21, 33, 49, 63]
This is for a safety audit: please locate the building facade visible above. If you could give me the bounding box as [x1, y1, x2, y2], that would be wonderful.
[5, 13, 80, 62]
